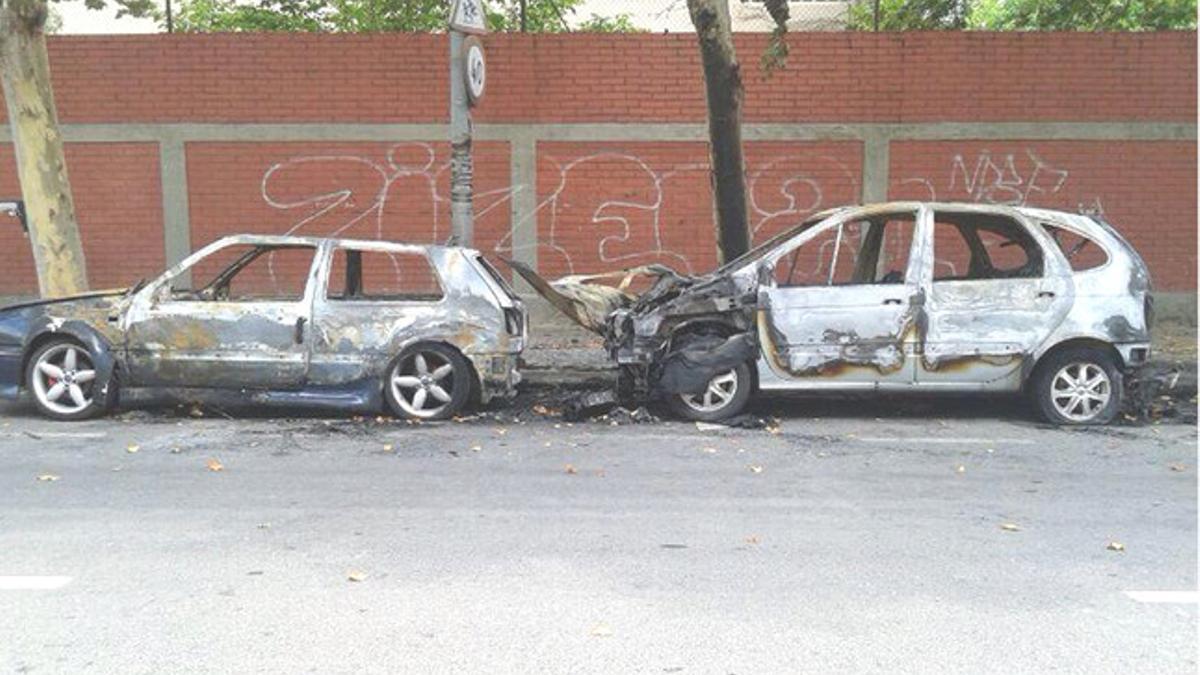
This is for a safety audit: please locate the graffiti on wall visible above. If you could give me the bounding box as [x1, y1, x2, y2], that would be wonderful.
[258, 143, 860, 276]
[899, 149, 1105, 216]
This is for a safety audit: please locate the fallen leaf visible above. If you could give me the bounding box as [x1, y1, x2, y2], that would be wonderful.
[1000, 523, 1021, 532]
[1107, 541, 1125, 552]
[495, 427, 508, 436]
[206, 458, 224, 472]
[564, 464, 578, 475]
[1168, 463, 1187, 472]
[745, 535, 760, 545]
[382, 443, 394, 452]
[125, 443, 140, 454]
[347, 570, 367, 582]
[589, 623, 613, 637]
[470, 444, 482, 452]
[36, 473, 60, 482]
[748, 464, 764, 474]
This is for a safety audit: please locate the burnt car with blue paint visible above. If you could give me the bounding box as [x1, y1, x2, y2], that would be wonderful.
[0, 235, 525, 421]
[512, 202, 1153, 425]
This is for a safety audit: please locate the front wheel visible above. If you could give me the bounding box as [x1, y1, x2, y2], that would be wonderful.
[667, 362, 752, 422]
[27, 339, 109, 421]
[384, 344, 472, 421]
[1030, 347, 1123, 426]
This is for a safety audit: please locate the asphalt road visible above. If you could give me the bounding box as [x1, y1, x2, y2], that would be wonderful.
[1, 394, 1196, 674]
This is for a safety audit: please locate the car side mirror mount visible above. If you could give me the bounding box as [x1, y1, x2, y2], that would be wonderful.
[757, 261, 775, 287]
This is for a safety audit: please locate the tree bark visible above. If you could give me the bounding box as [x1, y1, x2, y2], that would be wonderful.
[687, 0, 749, 265]
[0, 0, 88, 297]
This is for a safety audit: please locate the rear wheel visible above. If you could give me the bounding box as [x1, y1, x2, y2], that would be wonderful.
[1031, 346, 1122, 426]
[384, 344, 472, 421]
[27, 339, 108, 421]
[667, 362, 752, 422]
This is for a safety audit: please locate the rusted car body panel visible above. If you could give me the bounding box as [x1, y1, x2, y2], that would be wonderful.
[0, 235, 525, 412]
[514, 202, 1152, 400]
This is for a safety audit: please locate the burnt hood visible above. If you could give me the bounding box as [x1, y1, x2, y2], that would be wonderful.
[505, 260, 690, 334]
[0, 289, 127, 313]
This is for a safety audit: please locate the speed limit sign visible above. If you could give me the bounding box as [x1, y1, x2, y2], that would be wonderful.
[463, 36, 486, 105]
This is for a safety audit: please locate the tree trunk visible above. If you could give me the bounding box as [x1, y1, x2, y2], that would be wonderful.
[687, 0, 749, 265]
[0, 0, 87, 297]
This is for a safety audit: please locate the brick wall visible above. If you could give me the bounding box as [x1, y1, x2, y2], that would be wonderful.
[0, 32, 1193, 294]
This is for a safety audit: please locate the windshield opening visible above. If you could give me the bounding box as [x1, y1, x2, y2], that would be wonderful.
[712, 211, 834, 274]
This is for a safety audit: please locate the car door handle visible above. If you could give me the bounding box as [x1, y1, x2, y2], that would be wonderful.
[882, 298, 903, 305]
[294, 317, 307, 344]
[1037, 291, 1056, 299]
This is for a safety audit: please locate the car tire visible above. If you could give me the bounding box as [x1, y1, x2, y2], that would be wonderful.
[26, 338, 109, 421]
[384, 343, 472, 421]
[1030, 346, 1123, 426]
[667, 361, 753, 422]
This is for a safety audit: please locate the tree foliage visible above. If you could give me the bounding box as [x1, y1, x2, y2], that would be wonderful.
[847, 0, 970, 30]
[849, 0, 1196, 30]
[969, 0, 1197, 31]
[170, 0, 637, 33]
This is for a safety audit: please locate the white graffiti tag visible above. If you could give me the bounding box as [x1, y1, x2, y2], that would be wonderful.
[901, 149, 1105, 216]
[260, 144, 859, 276]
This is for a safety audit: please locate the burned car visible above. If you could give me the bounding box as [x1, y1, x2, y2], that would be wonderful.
[0, 235, 525, 421]
[513, 202, 1152, 425]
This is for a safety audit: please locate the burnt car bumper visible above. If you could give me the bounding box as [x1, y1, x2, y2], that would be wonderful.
[469, 352, 523, 403]
[0, 345, 21, 399]
[1116, 343, 1152, 369]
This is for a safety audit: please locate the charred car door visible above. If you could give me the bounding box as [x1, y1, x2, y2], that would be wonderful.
[918, 207, 1072, 388]
[756, 207, 925, 388]
[124, 241, 319, 389]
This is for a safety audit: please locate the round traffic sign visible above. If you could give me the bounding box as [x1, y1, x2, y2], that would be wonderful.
[464, 37, 486, 105]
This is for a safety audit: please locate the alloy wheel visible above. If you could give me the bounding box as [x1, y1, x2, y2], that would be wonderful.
[390, 350, 457, 419]
[1050, 362, 1112, 423]
[31, 344, 97, 416]
[680, 369, 740, 414]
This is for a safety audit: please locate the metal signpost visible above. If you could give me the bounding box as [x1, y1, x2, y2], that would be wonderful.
[448, 0, 487, 246]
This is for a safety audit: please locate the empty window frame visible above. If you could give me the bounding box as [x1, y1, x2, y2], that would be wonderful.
[932, 212, 1044, 282]
[774, 212, 916, 287]
[327, 248, 444, 302]
[1041, 223, 1109, 272]
[170, 244, 316, 302]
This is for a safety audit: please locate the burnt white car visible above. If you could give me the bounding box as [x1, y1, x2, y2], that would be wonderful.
[516, 202, 1152, 425]
[0, 235, 525, 421]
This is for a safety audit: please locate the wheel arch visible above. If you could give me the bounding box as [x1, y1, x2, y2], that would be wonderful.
[21, 322, 119, 402]
[1027, 337, 1122, 388]
[389, 338, 483, 407]
[666, 318, 759, 391]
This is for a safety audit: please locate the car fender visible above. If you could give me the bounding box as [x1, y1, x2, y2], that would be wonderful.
[23, 319, 121, 406]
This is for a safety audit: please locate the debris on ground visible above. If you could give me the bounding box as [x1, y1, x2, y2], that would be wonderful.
[598, 406, 660, 425]
[347, 570, 367, 582]
[562, 389, 620, 421]
[36, 473, 60, 482]
[1000, 523, 1021, 532]
[1122, 361, 1198, 425]
[1107, 541, 1125, 552]
[206, 458, 224, 472]
[694, 414, 781, 431]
